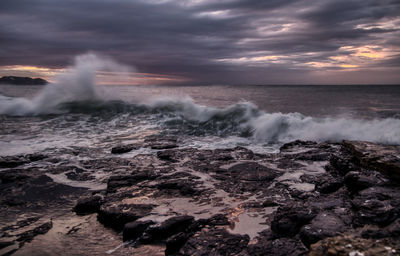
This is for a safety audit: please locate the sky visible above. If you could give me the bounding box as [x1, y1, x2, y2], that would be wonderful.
[0, 0, 399, 85]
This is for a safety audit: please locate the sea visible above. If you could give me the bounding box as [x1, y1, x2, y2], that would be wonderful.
[1, 56, 400, 160]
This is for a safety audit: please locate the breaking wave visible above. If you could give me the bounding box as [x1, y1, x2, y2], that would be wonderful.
[0, 53, 130, 115]
[1, 54, 400, 145]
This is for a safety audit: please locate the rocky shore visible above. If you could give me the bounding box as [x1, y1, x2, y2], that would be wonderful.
[0, 138, 399, 255]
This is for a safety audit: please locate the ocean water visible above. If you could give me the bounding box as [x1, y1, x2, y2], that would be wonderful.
[1, 54, 400, 158]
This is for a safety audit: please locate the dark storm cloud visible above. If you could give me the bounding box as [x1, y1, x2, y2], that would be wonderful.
[0, 0, 399, 84]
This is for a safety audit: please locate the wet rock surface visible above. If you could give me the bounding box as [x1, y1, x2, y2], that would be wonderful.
[1, 139, 400, 255]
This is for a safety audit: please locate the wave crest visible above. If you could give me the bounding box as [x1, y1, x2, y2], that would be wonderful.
[1, 54, 399, 145]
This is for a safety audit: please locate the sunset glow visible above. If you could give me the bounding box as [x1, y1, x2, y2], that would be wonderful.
[0, 0, 398, 84]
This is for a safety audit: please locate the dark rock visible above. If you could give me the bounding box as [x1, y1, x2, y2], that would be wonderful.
[106, 175, 148, 193]
[0, 154, 47, 168]
[97, 204, 154, 231]
[360, 219, 400, 239]
[342, 140, 400, 182]
[352, 198, 397, 226]
[203, 214, 230, 226]
[315, 175, 343, 194]
[295, 150, 331, 161]
[111, 144, 139, 154]
[0, 241, 14, 250]
[16, 221, 53, 243]
[0, 171, 29, 184]
[0, 156, 28, 168]
[386, 218, 400, 237]
[165, 232, 189, 255]
[165, 214, 230, 255]
[228, 162, 279, 182]
[157, 150, 178, 162]
[26, 153, 47, 162]
[280, 140, 318, 152]
[156, 180, 198, 196]
[185, 214, 230, 235]
[351, 187, 400, 226]
[329, 152, 357, 176]
[0, 76, 48, 85]
[309, 234, 400, 256]
[344, 171, 386, 193]
[300, 212, 347, 247]
[271, 203, 317, 237]
[123, 220, 154, 241]
[73, 194, 103, 215]
[177, 228, 249, 256]
[262, 199, 279, 207]
[248, 237, 308, 256]
[143, 215, 195, 242]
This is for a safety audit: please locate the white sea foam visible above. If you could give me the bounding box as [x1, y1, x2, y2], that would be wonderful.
[250, 112, 400, 144]
[1, 54, 400, 145]
[146, 97, 400, 145]
[0, 53, 131, 115]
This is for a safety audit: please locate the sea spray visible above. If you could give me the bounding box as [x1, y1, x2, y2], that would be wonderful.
[250, 112, 400, 144]
[0, 53, 133, 115]
[1, 54, 400, 145]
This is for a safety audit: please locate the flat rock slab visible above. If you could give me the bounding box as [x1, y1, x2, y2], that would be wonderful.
[343, 140, 400, 182]
[228, 162, 279, 181]
[111, 144, 140, 154]
[176, 228, 249, 256]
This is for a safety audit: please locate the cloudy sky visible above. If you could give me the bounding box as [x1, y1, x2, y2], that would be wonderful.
[0, 0, 399, 85]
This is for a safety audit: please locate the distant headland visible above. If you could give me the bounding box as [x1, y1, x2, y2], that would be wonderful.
[0, 76, 48, 85]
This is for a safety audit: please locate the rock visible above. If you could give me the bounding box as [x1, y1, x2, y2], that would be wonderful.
[300, 212, 347, 247]
[0, 241, 14, 250]
[295, 150, 331, 161]
[157, 150, 178, 162]
[123, 220, 155, 241]
[26, 153, 47, 162]
[309, 234, 400, 256]
[0, 154, 47, 168]
[73, 194, 103, 215]
[97, 204, 154, 231]
[262, 199, 279, 207]
[228, 162, 279, 182]
[16, 221, 53, 244]
[329, 152, 357, 176]
[111, 144, 139, 154]
[203, 214, 230, 226]
[248, 237, 308, 256]
[271, 203, 317, 237]
[156, 180, 199, 196]
[342, 140, 400, 182]
[165, 214, 231, 255]
[386, 218, 400, 237]
[0, 156, 28, 168]
[165, 232, 189, 255]
[0, 171, 29, 184]
[360, 219, 400, 239]
[352, 198, 397, 226]
[344, 171, 387, 193]
[315, 175, 343, 194]
[106, 175, 151, 193]
[177, 228, 249, 256]
[280, 140, 318, 152]
[143, 215, 195, 242]
[351, 187, 399, 226]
